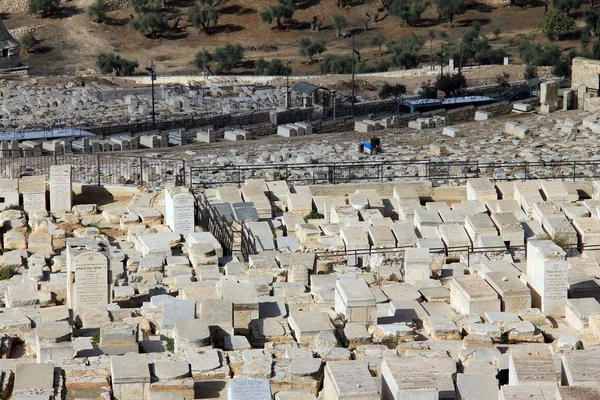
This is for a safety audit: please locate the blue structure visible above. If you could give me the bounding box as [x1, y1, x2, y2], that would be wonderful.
[397, 96, 498, 114]
[0, 128, 94, 142]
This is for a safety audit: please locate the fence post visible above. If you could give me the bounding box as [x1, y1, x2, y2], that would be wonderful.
[573, 161, 576, 182]
[96, 154, 101, 186]
[140, 157, 144, 187]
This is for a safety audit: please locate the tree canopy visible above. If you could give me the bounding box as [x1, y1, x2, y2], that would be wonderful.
[97, 52, 139, 76]
[433, 0, 466, 28]
[259, 0, 294, 30]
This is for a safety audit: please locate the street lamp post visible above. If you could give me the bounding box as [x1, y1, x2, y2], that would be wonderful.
[343, 31, 356, 118]
[436, 45, 446, 78]
[286, 60, 292, 108]
[145, 60, 157, 130]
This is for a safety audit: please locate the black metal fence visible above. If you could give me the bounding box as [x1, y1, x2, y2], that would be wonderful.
[189, 159, 600, 188]
[195, 192, 238, 257]
[0, 153, 186, 188]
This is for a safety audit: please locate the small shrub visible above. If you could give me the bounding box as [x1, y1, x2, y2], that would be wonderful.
[165, 337, 174, 351]
[382, 332, 402, 349]
[0, 266, 15, 281]
[92, 330, 101, 343]
[21, 31, 37, 53]
[304, 210, 324, 221]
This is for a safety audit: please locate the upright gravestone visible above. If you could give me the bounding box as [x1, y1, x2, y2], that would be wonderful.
[165, 186, 195, 233]
[21, 175, 46, 213]
[0, 179, 19, 210]
[526, 240, 568, 316]
[72, 251, 109, 310]
[49, 165, 72, 214]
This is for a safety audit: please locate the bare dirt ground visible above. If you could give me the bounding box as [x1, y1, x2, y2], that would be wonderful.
[1, 0, 584, 76]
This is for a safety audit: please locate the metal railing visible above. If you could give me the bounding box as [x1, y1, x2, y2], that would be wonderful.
[195, 192, 237, 257]
[189, 159, 600, 188]
[0, 153, 186, 189]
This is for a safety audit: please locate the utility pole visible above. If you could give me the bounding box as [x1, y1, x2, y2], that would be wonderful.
[343, 31, 356, 118]
[286, 60, 292, 108]
[145, 60, 157, 130]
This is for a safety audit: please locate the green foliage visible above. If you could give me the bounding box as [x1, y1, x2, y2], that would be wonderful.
[29, 0, 60, 16]
[552, 57, 572, 79]
[213, 43, 245, 73]
[187, 3, 219, 35]
[332, 14, 349, 37]
[446, 23, 506, 66]
[422, 73, 467, 98]
[319, 54, 353, 73]
[193, 50, 213, 71]
[433, 0, 466, 27]
[21, 32, 37, 54]
[523, 63, 538, 80]
[259, 0, 294, 30]
[495, 72, 510, 93]
[304, 210, 325, 221]
[165, 337, 174, 352]
[87, 0, 106, 22]
[379, 83, 406, 100]
[96, 52, 139, 76]
[130, 0, 161, 15]
[386, 33, 424, 69]
[92, 330, 101, 343]
[493, 26, 501, 43]
[129, 11, 169, 38]
[4, 204, 24, 212]
[254, 58, 291, 75]
[538, 10, 575, 41]
[552, 0, 583, 15]
[585, 8, 600, 36]
[517, 40, 561, 66]
[368, 31, 386, 55]
[388, 0, 427, 26]
[0, 266, 15, 281]
[382, 332, 402, 349]
[298, 37, 327, 61]
[357, 59, 390, 73]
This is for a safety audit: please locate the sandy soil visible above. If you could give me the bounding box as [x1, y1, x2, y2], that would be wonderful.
[1, 0, 584, 76]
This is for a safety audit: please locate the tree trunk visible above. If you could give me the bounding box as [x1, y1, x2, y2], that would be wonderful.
[448, 15, 453, 28]
[276, 17, 283, 29]
[379, 44, 382, 55]
[337, 28, 341, 36]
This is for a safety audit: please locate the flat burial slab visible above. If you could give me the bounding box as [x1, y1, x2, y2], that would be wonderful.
[561, 349, 600, 386]
[509, 347, 558, 387]
[324, 361, 379, 400]
[450, 275, 500, 315]
[381, 356, 438, 400]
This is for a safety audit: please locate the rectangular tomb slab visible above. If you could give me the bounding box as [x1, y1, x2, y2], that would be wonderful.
[509, 347, 558, 387]
[324, 361, 379, 400]
[381, 356, 438, 400]
[456, 373, 498, 400]
[450, 275, 500, 315]
[561, 349, 600, 386]
[466, 178, 498, 202]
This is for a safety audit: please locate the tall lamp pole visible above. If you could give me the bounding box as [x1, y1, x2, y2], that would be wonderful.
[436, 45, 446, 78]
[286, 60, 292, 108]
[145, 60, 157, 130]
[343, 31, 356, 117]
